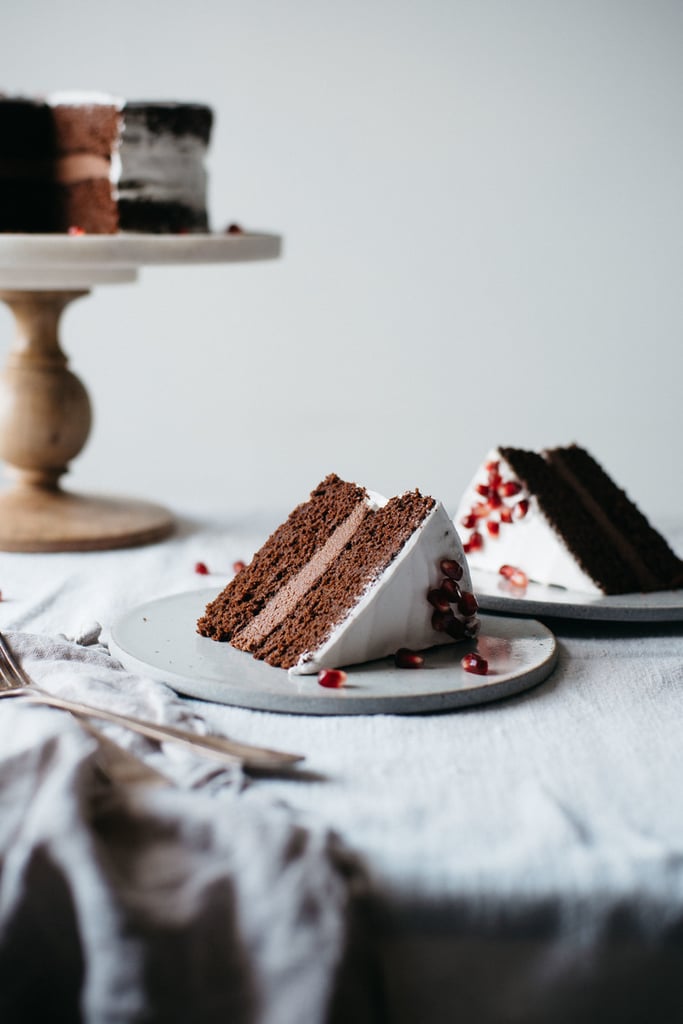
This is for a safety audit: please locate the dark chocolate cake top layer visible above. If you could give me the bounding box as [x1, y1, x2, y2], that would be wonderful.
[0, 98, 120, 158]
[123, 103, 213, 142]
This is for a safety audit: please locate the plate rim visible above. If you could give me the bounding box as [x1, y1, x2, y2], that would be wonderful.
[471, 568, 683, 622]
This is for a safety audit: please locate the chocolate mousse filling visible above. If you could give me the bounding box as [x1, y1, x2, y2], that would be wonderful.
[234, 502, 370, 648]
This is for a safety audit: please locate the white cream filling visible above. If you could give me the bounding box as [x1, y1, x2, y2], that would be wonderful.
[117, 124, 208, 211]
[289, 501, 474, 675]
[453, 448, 602, 595]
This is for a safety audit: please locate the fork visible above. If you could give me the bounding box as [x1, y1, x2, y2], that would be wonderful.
[0, 631, 303, 771]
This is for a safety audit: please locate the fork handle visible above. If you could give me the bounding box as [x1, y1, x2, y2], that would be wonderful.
[18, 691, 302, 769]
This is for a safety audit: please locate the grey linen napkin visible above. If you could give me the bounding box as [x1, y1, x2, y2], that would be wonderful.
[0, 631, 368, 1024]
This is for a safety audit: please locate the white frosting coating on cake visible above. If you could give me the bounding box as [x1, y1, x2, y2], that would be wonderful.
[454, 448, 601, 594]
[289, 501, 475, 675]
[117, 122, 208, 211]
[47, 91, 125, 110]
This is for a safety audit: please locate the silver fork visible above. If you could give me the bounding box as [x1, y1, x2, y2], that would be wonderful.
[0, 631, 303, 771]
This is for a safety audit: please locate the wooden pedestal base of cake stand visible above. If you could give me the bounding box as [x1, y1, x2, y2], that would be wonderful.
[0, 233, 281, 552]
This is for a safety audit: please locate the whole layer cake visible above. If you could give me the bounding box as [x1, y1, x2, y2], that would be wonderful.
[0, 92, 213, 233]
[198, 473, 478, 674]
[455, 444, 683, 595]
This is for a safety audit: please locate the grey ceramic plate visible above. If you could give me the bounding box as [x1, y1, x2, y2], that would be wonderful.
[108, 588, 558, 716]
[471, 569, 683, 622]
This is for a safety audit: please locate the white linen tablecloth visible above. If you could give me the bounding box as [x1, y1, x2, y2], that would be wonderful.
[0, 506, 682, 1023]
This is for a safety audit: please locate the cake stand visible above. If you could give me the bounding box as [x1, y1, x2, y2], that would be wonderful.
[0, 232, 281, 552]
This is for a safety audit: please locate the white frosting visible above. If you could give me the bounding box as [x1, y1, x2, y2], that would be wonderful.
[48, 91, 124, 110]
[289, 501, 475, 675]
[454, 448, 602, 595]
[117, 122, 208, 211]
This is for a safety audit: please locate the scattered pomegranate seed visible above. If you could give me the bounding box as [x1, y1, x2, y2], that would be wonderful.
[486, 520, 500, 536]
[194, 561, 210, 575]
[500, 506, 513, 524]
[487, 491, 502, 509]
[485, 459, 500, 474]
[499, 564, 528, 588]
[318, 668, 347, 688]
[232, 560, 247, 574]
[475, 483, 490, 497]
[428, 588, 451, 612]
[439, 576, 461, 600]
[513, 499, 529, 520]
[487, 469, 502, 488]
[468, 531, 483, 551]
[68, 226, 85, 236]
[226, 222, 244, 234]
[440, 558, 464, 581]
[500, 481, 521, 497]
[394, 648, 424, 669]
[463, 542, 472, 554]
[461, 652, 488, 675]
[457, 591, 479, 617]
[461, 513, 477, 530]
[472, 502, 490, 519]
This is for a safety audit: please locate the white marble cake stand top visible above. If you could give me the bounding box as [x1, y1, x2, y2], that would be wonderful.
[0, 232, 281, 288]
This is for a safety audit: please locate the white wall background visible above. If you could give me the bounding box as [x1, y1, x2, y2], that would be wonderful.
[1, 0, 681, 525]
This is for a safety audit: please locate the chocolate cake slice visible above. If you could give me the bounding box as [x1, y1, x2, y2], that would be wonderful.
[455, 444, 683, 595]
[198, 474, 477, 673]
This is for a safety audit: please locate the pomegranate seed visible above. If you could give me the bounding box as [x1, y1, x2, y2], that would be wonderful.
[513, 499, 529, 520]
[440, 558, 464, 581]
[472, 502, 490, 519]
[475, 483, 490, 497]
[461, 652, 488, 675]
[487, 469, 502, 488]
[485, 460, 500, 474]
[486, 520, 500, 536]
[500, 481, 521, 497]
[318, 668, 347, 688]
[461, 513, 477, 530]
[487, 491, 502, 509]
[499, 564, 528, 588]
[439, 576, 461, 600]
[395, 648, 424, 669]
[68, 226, 85, 236]
[194, 561, 210, 575]
[463, 542, 472, 554]
[500, 506, 513, 524]
[468, 531, 483, 551]
[458, 591, 479, 617]
[445, 617, 466, 640]
[232, 560, 247, 574]
[427, 588, 451, 612]
[432, 609, 455, 632]
[226, 222, 244, 234]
